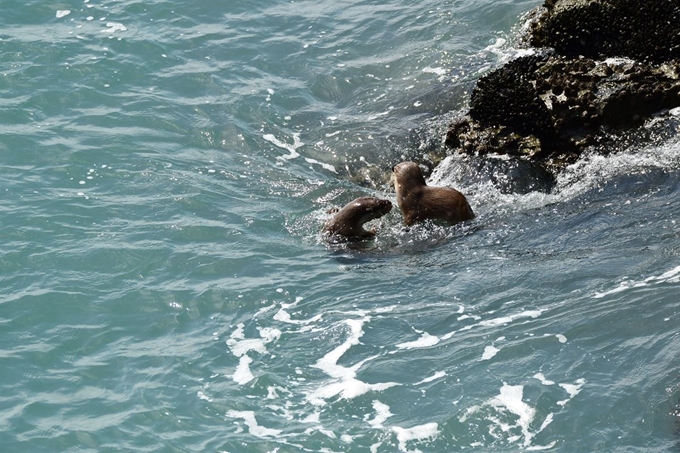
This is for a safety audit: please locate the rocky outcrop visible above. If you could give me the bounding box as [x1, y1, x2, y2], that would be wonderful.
[447, 54, 680, 168]
[443, 0, 680, 189]
[530, 0, 680, 64]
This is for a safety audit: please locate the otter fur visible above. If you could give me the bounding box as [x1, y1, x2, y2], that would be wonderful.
[324, 197, 392, 240]
[392, 161, 474, 226]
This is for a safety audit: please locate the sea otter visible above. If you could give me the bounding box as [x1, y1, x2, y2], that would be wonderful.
[323, 197, 392, 241]
[392, 161, 474, 226]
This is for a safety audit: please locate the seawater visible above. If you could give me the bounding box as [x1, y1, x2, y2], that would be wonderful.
[1, 1, 679, 452]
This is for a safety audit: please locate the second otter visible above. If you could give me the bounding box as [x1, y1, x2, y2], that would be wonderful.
[392, 161, 474, 226]
[324, 197, 392, 241]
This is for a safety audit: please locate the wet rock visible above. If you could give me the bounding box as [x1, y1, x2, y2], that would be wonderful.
[530, 0, 680, 64]
[440, 0, 680, 191]
[447, 56, 680, 163]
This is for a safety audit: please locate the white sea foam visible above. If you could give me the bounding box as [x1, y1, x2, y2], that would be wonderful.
[301, 411, 320, 424]
[478, 310, 543, 327]
[263, 133, 302, 160]
[266, 385, 286, 399]
[481, 345, 500, 361]
[273, 298, 324, 329]
[233, 355, 254, 384]
[227, 323, 280, 385]
[265, 132, 336, 171]
[392, 422, 439, 452]
[482, 37, 536, 65]
[538, 413, 555, 433]
[446, 310, 542, 338]
[594, 265, 680, 298]
[367, 400, 393, 428]
[307, 317, 399, 405]
[483, 38, 508, 56]
[441, 331, 455, 340]
[258, 327, 281, 343]
[266, 404, 293, 421]
[307, 377, 398, 406]
[313, 318, 366, 379]
[415, 371, 447, 385]
[422, 67, 447, 76]
[470, 375, 583, 448]
[395, 331, 439, 350]
[527, 441, 558, 451]
[102, 22, 127, 34]
[533, 373, 555, 386]
[254, 302, 277, 318]
[304, 157, 337, 173]
[432, 135, 680, 229]
[490, 384, 536, 446]
[230, 323, 245, 340]
[374, 305, 397, 314]
[228, 338, 267, 357]
[462, 379, 568, 448]
[273, 307, 322, 325]
[56, 10, 71, 18]
[227, 410, 282, 438]
[368, 110, 391, 121]
[300, 411, 337, 439]
[457, 314, 481, 321]
[557, 379, 586, 406]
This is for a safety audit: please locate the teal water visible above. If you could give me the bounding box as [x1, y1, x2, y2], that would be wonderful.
[1, 1, 679, 451]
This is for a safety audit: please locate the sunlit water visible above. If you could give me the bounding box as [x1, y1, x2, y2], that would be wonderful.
[1, 1, 679, 452]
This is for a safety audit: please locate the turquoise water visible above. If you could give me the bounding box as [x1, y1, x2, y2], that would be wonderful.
[1, 1, 679, 451]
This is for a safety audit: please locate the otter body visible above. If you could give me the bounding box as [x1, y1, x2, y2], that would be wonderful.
[324, 197, 392, 240]
[392, 161, 474, 226]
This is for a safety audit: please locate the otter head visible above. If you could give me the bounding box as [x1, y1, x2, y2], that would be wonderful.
[349, 197, 392, 225]
[392, 161, 427, 199]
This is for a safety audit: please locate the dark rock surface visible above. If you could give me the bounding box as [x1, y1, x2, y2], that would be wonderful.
[441, 0, 680, 191]
[446, 54, 680, 167]
[531, 0, 680, 64]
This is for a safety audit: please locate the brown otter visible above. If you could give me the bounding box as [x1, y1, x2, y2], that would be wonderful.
[392, 161, 474, 226]
[323, 197, 392, 241]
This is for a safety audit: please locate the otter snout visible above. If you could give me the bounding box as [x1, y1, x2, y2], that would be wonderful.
[375, 199, 392, 214]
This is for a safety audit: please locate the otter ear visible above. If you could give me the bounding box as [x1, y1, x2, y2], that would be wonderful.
[391, 165, 396, 172]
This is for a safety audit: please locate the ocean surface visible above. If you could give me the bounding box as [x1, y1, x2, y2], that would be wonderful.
[1, 0, 679, 451]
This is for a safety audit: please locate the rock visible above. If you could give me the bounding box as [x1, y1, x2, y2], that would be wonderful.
[447, 56, 680, 162]
[469, 54, 558, 150]
[531, 0, 680, 64]
[441, 0, 680, 191]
